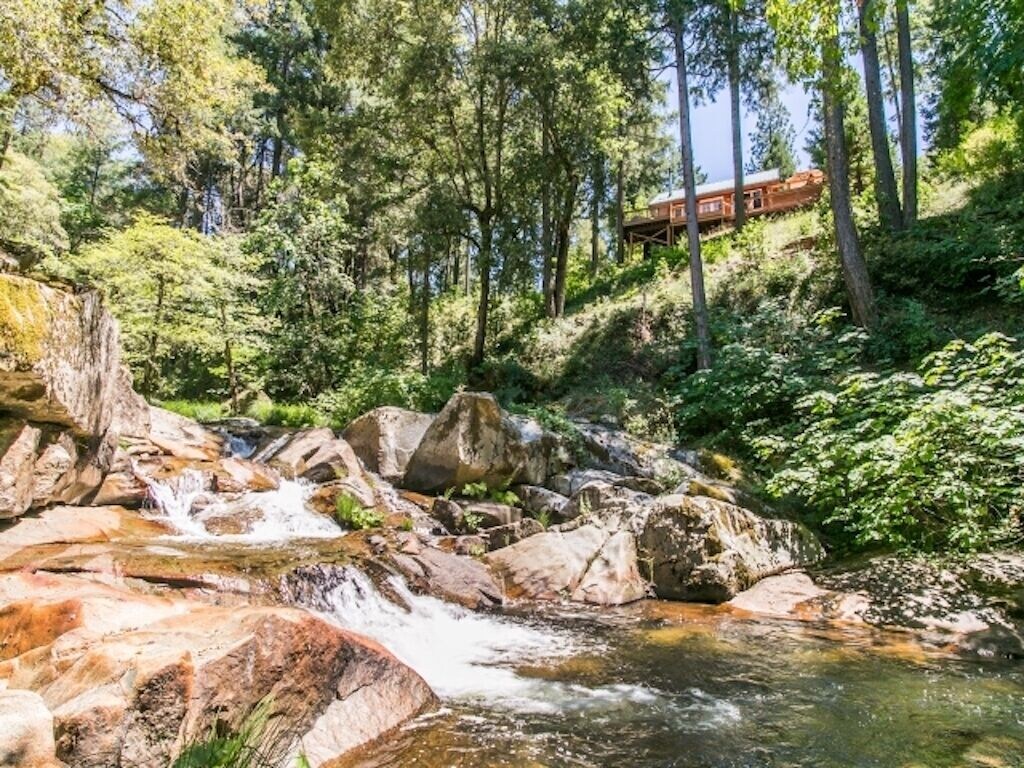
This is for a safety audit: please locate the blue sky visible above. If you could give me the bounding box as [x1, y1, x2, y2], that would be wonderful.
[662, 71, 817, 184]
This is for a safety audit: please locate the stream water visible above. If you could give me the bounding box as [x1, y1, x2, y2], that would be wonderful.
[147, 475, 1024, 768]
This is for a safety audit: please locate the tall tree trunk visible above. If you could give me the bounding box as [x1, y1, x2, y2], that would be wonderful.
[419, 258, 430, 375]
[271, 126, 286, 179]
[615, 159, 625, 263]
[254, 138, 267, 211]
[143, 277, 166, 396]
[220, 303, 239, 413]
[471, 219, 493, 367]
[859, 0, 903, 231]
[541, 116, 555, 318]
[553, 179, 577, 318]
[896, 0, 918, 226]
[728, 8, 746, 231]
[672, 14, 713, 371]
[823, 83, 878, 330]
[0, 128, 10, 170]
[590, 156, 603, 277]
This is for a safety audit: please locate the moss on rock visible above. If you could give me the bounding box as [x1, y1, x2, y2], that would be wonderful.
[0, 275, 49, 368]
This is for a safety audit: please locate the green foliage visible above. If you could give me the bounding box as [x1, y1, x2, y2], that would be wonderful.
[460, 482, 489, 501]
[312, 365, 459, 429]
[670, 302, 867, 448]
[759, 334, 1024, 552]
[864, 170, 1024, 308]
[245, 401, 325, 428]
[65, 214, 266, 398]
[158, 400, 228, 423]
[173, 699, 304, 768]
[534, 509, 552, 530]
[461, 510, 484, 533]
[334, 495, 383, 531]
[0, 151, 69, 268]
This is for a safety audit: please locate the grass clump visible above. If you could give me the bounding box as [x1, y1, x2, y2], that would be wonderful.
[334, 494, 383, 531]
[246, 400, 325, 428]
[173, 700, 308, 768]
[157, 400, 228, 422]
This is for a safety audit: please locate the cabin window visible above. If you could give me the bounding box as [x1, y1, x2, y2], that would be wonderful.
[745, 189, 764, 211]
[698, 198, 723, 215]
[671, 204, 685, 220]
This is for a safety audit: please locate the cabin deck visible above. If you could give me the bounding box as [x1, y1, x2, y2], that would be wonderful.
[622, 171, 825, 249]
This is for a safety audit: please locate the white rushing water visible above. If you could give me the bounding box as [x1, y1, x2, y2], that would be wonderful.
[313, 567, 716, 719]
[147, 470, 739, 726]
[144, 469, 341, 544]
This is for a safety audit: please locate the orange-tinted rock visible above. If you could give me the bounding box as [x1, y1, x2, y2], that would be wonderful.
[0, 573, 436, 768]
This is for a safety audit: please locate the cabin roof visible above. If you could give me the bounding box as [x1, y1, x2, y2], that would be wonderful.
[649, 168, 782, 205]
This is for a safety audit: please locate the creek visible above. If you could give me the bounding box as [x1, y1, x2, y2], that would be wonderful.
[146, 476, 1024, 768]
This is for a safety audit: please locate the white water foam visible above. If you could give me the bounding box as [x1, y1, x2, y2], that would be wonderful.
[313, 567, 710, 718]
[144, 470, 341, 544]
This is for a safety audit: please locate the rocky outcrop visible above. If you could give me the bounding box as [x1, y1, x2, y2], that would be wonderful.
[0, 277, 162, 519]
[389, 543, 504, 609]
[730, 554, 1024, 657]
[487, 479, 822, 606]
[574, 420, 698, 488]
[0, 422, 39, 518]
[343, 406, 435, 484]
[639, 494, 825, 603]
[0, 688, 61, 768]
[0, 573, 437, 768]
[513, 484, 570, 520]
[0, 275, 120, 437]
[403, 393, 559, 493]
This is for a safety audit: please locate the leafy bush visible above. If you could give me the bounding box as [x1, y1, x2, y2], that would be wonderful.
[334, 495, 384, 531]
[158, 400, 228, 422]
[669, 302, 867, 448]
[758, 333, 1024, 552]
[173, 700, 307, 768]
[0, 151, 69, 269]
[460, 481, 489, 500]
[246, 401, 324, 428]
[313, 364, 459, 428]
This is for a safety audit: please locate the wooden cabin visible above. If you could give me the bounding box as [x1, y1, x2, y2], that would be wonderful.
[622, 168, 825, 251]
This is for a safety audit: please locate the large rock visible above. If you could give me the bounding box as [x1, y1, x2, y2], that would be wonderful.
[486, 523, 645, 605]
[0, 573, 436, 768]
[144, 406, 224, 462]
[0, 688, 61, 768]
[574, 421, 698, 487]
[638, 494, 825, 603]
[0, 275, 121, 437]
[390, 546, 504, 609]
[513, 484, 570, 520]
[0, 422, 40, 518]
[343, 407, 434, 484]
[403, 392, 559, 493]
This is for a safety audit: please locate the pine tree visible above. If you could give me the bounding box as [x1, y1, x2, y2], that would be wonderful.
[748, 90, 797, 177]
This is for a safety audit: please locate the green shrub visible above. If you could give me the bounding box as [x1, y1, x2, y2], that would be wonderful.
[758, 333, 1024, 552]
[246, 400, 324, 428]
[668, 302, 867, 449]
[157, 400, 227, 422]
[313, 364, 460, 428]
[173, 700, 307, 768]
[460, 481, 489, 500]
[334, 495, 384, 530]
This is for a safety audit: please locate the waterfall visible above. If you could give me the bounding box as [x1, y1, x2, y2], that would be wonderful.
[285, 565, 686, 716]
[144, 472, 341, 543]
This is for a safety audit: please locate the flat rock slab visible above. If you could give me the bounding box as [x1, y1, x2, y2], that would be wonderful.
[0, 572, 436, 768]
